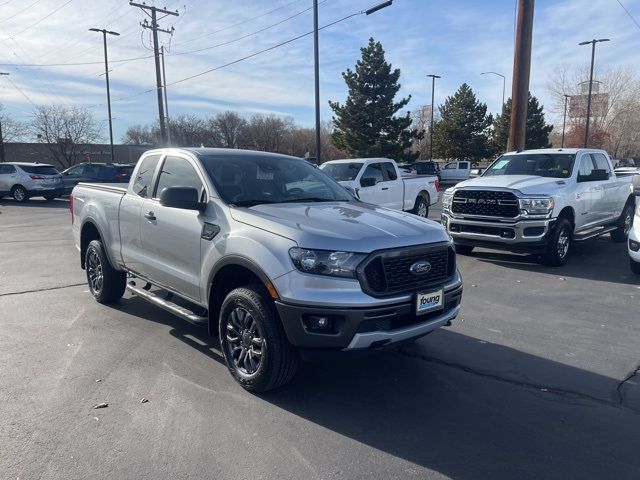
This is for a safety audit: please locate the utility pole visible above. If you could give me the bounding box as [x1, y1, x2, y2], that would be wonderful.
[561, 94, 570, 148]
[427, 74, 440, 160]
[130, 2, 178, 146]
[579, 38, 609, 148]
[160, 45, 171, 146]
[508, 0, 534, 152]
[313, 0, 321, 163]
[0, 72, 9, 163]
[90, 28, 119, 163]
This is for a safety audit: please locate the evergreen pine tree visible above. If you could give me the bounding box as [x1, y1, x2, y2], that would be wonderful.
[432, 84, 492, 161]
[329, 38, 421, 161]
[492, 93, 554, 153]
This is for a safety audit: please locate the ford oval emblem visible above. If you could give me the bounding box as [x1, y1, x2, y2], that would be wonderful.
[410, 261, 431, 276]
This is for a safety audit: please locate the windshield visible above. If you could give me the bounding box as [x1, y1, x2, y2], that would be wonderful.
[320, 162, 363, 181]
[18, 165, 59, 176]
[200, 154, 354, 207]
[484, 153, 576, 179]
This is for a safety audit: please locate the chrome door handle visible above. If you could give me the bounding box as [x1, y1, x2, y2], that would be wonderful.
[381, 187, 389, 190]
[143, 211, 156, 221]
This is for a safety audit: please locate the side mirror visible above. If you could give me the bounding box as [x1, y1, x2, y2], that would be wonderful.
[632, 175, 640, 196]
[360, 177, 376, 188]
[344, 185, 359, 199]
[578, 169, 609, 182]
[160, 187, 205, 211]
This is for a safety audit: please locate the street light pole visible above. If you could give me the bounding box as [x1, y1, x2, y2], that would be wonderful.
[561, 94, 570, 148]
[90, 28, 120, 163]
[0, 72, 9, 163]
[427, 74, 440, 160]
[579, 38, 609, 148]
[481, 71, 506, 111]
[312, 0, 393, 163]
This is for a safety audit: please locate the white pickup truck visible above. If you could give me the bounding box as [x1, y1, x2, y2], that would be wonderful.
[441, 148, 635, 265]
[439, 160, 472, 183]
[320, 158, 439, 217]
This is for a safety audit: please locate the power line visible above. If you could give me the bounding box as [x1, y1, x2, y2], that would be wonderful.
[615, 0, 640, 31]
[173, 0, 304, 47]
[0, 0, 44, 24]
[7, 0, 74, 38]
[5, 76, 37, 106]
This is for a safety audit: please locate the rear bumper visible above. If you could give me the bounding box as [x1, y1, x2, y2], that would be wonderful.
[441, 212, 554, 252]
[275, 273, 463, 350]
[27, 186, 63, 196]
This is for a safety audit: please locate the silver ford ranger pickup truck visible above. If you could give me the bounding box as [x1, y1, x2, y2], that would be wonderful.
[71, 148, 463, 391]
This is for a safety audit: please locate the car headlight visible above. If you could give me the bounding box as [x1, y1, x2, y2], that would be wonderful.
[442, 191, 454, 211]
[518, 197, 554, 215]
[289, 248, 366, 278]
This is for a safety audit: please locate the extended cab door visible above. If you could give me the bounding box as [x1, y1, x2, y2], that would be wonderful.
[139, 154, 207, 302]
[357, 163, 387, 207]
[119, 154, 162, 273]
[591, 152, 621, 221]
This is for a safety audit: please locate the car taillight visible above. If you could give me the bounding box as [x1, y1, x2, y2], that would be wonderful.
[30, 174, 44, 180]
[435, 180, 441, 192]
[69, 194, 74, 224]
[114, 172, 127, 179]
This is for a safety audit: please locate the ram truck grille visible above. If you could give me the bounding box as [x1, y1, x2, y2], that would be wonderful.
[452, 190, 519, 218]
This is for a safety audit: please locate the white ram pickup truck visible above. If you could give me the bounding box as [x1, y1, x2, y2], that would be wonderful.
[441, 148, 635, 265]
[320, 158, 439, 218]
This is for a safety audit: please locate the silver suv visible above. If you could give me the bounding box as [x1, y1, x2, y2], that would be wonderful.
[0, 162, 62, 202]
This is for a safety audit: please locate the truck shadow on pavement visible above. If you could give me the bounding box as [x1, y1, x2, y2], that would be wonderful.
[467, 237, 638, 286]
[112, 295, 640, 479]
[0, 198, 69, 209]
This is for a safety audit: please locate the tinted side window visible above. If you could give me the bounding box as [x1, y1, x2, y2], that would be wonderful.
[591, 153, 611, 175]
[361, 163, 384, 185]
[578, 156, 595, 177]
[444, 163, 457, 170]
[154, 156, 203, 199]
[84, 164, 103, 177]
[382, 162, 397, 180]
[133, 155, 161, 198]
[0, 165, 16, 174]
[66, 165, 85, 176]
[460, 162, 470, 169]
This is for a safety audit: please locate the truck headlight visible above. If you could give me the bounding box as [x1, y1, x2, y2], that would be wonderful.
[442, 191, 454, 211]
[289, 248, 366, 278]
[518, 197, 554, 215]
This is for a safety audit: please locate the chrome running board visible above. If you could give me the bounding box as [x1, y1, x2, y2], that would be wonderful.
[126, 281, 208, 326]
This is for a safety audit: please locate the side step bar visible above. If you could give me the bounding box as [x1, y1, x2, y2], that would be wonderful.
[126, 281, 208, 327]
[573, 225, 617, 242]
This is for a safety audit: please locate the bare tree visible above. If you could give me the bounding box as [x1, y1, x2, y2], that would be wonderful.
[0, 104, 24, 143]
[30, 105, 102, 168]
[409, 105, 433, 160]
[244, 114, 295, 152]
[122, 124, 156, 145]
[210, 111, 247, 149]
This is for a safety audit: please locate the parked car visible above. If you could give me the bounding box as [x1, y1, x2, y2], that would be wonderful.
[61, 162, 134, 194]
[629, 175, 640, 274]
[439, 160, 472, 183]
[400, 161, 441, 181]
[320, 158, 439, 217]
[0, 162, 62, 202]
[71, 148, 463, 391]
[441, 148, 635, 265]
[614, 166, 640, 178]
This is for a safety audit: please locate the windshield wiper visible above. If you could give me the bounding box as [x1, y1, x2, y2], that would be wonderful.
[280, 197, 338, 203]
[229, 199, 277, 207]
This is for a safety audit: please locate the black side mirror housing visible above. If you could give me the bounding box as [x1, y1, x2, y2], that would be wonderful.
[578, 169, 609, 183]
[360, 177, 376, 187]
[159, 187, 205, 211]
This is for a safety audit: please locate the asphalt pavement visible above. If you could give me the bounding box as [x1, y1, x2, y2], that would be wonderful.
[1, 197, 639, 479]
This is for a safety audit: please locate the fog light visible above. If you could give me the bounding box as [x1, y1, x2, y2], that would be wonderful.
[303, 315, 334, 333]
[630, 240, 640, 252]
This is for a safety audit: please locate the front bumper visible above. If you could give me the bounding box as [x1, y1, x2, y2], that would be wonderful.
[274, 272, 463, 350]
[441, 212, 554, 252]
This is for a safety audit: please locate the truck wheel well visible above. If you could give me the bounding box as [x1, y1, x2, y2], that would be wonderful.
[418, 190, 430, 203]
[80, 221, 101, 269]
[208, 265, 263, 336]
[558, 206, 575, 228]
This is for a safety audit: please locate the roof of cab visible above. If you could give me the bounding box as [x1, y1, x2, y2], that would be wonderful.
[141, 147, 303, 161]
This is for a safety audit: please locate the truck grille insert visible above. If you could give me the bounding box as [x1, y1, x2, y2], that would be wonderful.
[452, 190, 519, 218]
[359, 244, 455, 296]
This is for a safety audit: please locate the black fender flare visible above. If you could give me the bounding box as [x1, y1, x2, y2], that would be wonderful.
[80, 217, 116, 269]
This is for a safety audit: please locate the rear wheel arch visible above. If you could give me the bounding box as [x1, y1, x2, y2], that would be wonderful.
[80, 220, 110, 269]
[207, 257, 274, 337]
[557, 206, 575, 230]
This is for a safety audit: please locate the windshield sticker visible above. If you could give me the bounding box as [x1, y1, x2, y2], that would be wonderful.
[493, 159, 509, 170]
[256, 166, 274, 180]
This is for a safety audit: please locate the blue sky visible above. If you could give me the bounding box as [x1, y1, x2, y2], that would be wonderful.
[0, 0, 639, 141]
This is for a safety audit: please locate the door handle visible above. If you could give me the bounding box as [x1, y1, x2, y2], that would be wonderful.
[143, 211, 156, 221]
[381, 187, 389, 191]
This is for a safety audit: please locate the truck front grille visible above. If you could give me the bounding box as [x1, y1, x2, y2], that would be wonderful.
[452, 190, 519, 218]
[358, 244, 455, 297]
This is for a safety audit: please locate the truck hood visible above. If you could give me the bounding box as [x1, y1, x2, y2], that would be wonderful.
[230, 201, 449, 252]
[452, 175, 568, 195]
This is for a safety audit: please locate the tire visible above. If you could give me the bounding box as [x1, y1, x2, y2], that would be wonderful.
[454, 244, 474, 255]
[44, 195, 56, 201]
[611, 202, 634, 243]
[542, 217, 572, 266]
[11, 185, 28, 203]
[219, 285, 298, 392]
[412, 195, 429, 218]
[85, 239, 126, 304]
[631, 258, 640, 275]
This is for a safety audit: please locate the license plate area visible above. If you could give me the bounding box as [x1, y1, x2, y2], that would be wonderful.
[416, 289, 443, 315]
